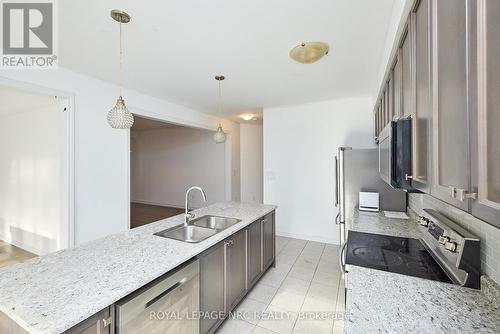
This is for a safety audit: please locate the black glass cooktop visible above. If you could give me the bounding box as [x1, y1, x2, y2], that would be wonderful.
[346, 231, 452, 283]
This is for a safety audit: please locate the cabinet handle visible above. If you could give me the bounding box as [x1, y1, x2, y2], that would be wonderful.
[449, 186, 457, 198]
[405, 174, 413, 181]
[225, 240, 234, 247]
[455, 189, 478, 202]
[102, 316, 113, 327]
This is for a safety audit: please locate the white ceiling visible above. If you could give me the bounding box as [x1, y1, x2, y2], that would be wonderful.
[0, 85, 60, 116]
[59, 0, 395, 121]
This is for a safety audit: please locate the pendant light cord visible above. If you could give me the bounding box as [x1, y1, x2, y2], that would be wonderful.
[119, 20, 123, 97]
[218, 79, 222, 116]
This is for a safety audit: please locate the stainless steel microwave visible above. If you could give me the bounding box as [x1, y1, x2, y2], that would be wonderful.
[378, 116, 412, 189]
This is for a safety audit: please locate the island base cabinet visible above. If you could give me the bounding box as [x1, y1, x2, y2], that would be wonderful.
[64, 307, 113, 334]
[226, 229, 247, 310]
[199, 210, 276, 334]
[246, 220, 263, 288]
[199, 241, 226, 334]
[262, 213, 276, 270]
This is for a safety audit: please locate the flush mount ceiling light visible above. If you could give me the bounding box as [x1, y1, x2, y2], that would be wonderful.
[213, 75, 227, 144]
[107, 9, 134, 129]
[241, 114, 256, 121]
[289, 41, 329, 64]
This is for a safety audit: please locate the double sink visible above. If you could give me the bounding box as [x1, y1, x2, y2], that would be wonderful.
[154, 216, 242, 243]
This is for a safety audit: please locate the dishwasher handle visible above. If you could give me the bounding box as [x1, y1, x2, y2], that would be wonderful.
[145, 277, 187, 309]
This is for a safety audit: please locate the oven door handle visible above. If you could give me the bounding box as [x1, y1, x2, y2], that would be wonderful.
[339, 241, 348, 277]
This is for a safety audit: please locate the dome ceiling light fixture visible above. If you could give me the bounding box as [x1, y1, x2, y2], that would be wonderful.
[107, 9, 134, 129]
[289, 41, 330, 64]
[241, 114, 258, 121]
[213, 75, 227, 144]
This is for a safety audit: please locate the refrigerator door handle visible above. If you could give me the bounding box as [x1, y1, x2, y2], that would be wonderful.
[339, 240, 348, 278]
[335, 213, 340, 225]
[334, 156, 339, 207]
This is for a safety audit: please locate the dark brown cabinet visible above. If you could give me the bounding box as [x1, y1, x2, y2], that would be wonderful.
[247, 220, 262, 287]
[199, 211, 276, 334]
[430, 0, 469, 210]
[411, 0, 431, 191]
[262, 213, 275, 270]
[226, 229, 247, 310]
[401, 26, 412, 117]
[470, 0, 500, 227]
[64, 307, 113, 334]
[199, 241, 226, 334]
[373, 0, 500, 228]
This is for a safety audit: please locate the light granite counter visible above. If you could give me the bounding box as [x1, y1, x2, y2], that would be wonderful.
[347, 208, 423, 239]
[345, 208, 500, 333]
[0, 202, 276, 334]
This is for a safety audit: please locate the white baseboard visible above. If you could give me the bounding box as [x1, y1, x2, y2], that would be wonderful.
[276, 230, 340, 245]
[0, 232, 46, 256]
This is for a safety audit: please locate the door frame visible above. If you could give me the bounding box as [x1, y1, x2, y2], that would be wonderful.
[126, 105, 233, 230]
[0, 76, 76, 251]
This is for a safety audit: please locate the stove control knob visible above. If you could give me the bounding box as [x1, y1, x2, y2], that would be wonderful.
[418, 217, 429, 227]
[444, 241, 457, 253]
[438, 235, 450, 245]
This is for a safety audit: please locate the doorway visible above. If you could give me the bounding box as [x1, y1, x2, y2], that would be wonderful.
[0, 83, 73, 265]
[129, 116, 227, 228]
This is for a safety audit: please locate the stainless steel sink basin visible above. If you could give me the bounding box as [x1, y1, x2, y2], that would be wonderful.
[191, 215, 242, 231]
[154, 225, 217, 243]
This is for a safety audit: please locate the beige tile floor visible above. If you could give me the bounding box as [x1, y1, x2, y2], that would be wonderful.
[216, 236, 345, 334]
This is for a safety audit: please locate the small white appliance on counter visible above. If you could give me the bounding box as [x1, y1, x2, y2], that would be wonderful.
[359, 192, 379, 212]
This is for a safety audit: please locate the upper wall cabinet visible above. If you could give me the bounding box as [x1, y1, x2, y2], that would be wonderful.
[430, 0, 470, 210]
[401, 26, 412, 117]
[393, 54, 402, 118]
[470, 0, 500, 227]
[411, 0, 431, 191]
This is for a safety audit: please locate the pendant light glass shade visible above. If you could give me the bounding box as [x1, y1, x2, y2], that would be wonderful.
[213, 75, 227, 143]
[107, 10, 134, 129]
[107, 96, 134, 129]
[213, 123, 226, 143]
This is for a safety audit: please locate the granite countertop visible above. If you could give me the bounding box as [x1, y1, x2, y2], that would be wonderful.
[0, 202, 276, 334]
[345, 208, 500, 333]
[347, 208, 423, 239]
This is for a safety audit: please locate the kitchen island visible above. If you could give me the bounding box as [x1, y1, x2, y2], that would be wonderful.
[345, 209, 500, 333]
[0, 202, 276, 334]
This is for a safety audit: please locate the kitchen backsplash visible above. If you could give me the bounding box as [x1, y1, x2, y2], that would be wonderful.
[408, 193, 500, 286]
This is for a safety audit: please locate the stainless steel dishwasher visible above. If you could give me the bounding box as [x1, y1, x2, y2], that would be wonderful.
[115, 259, 199, 334]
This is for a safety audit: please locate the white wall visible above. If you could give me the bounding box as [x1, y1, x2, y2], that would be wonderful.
[0, 104, 64, 254]
[131, 126, 225, 208]
[240, 124, 263, 203]
[0, 69, 240, 245]
[263, 97, 375, 244]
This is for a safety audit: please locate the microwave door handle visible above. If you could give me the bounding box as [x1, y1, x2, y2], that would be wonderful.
[334, 156, 339, 207]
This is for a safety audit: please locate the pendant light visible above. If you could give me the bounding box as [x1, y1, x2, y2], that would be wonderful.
[213, 75, 227, 144]
[107, 10, 134, 129]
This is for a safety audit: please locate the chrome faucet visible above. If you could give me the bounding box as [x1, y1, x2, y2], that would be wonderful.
[184, 186, 207, 226]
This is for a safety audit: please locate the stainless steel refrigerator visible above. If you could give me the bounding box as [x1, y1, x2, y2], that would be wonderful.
[334, 147, 406, 271]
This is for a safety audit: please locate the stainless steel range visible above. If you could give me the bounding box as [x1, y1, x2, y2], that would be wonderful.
[344, 209, 481, 289]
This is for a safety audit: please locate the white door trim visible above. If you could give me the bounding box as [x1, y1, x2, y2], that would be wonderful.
[0, 76, 76, 250]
